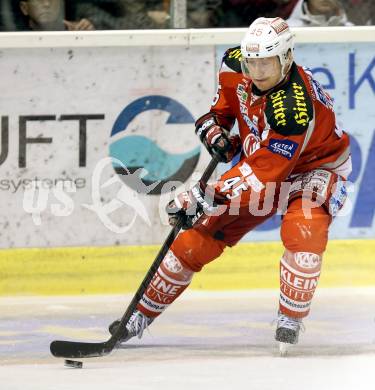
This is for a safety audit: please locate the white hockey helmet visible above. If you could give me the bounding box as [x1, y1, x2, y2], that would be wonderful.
[240, 17, 294, 79]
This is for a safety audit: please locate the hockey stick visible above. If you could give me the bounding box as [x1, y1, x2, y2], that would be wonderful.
[50, 157, 218, 358]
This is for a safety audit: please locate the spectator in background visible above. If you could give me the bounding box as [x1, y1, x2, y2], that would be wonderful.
[342, 0, 374, 25]
[67, 0, 165, 30]
[18, 0, 94, 30]
[214, 0, 299, 27]
[147, 0, 170, 28]
[288, 0, 353, 26]
[187, 0, 221, 28]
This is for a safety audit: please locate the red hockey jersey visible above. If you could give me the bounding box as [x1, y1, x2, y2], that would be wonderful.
[210, 46, 351, 199]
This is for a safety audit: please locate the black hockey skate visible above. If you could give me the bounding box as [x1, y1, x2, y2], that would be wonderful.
[109, 310, 154, 343]
[275, 313, 304, 356]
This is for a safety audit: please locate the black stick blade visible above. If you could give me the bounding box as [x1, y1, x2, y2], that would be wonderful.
[50, 340, 112, 358]
[49, 158, 218, 360]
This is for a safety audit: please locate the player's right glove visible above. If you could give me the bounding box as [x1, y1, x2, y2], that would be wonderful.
[195, 113, 241, 163]
[166, 182, 224, 230]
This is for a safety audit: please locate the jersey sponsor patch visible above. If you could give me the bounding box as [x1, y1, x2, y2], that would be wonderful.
[267, 138, 299, 160]
[236, 81, 260, 137]
[264, 64, 313, 136]
[289, 169, 331, 198]
[222, 46, 242, 73]
[238, 162, 252, 177]
[329, 176, 347, 216]
[291, 82, 311, 127]
[245, 172, 265, 192]
[310, 77, 334, 110]
[243, 133, 261, 157]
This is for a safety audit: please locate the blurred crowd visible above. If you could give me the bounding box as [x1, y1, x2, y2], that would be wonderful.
[0, 0, 373, 31]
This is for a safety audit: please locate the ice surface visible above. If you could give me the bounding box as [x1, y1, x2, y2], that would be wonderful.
[1, 289, 374, 390]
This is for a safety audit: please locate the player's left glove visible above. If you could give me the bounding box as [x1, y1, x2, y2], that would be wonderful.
[195, 113, 241, 163]
[166, 182, 224, 230]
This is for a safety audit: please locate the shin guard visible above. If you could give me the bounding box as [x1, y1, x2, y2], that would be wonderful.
[279, 251, 322, 319]
[137, 249, 194, 318]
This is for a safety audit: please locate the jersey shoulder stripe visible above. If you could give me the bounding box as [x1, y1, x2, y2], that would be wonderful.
[264, 64, 314, 136]
[221, 46, 242, 73]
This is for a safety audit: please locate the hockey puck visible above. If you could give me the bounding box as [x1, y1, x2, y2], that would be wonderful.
[64, 359, 83, 369]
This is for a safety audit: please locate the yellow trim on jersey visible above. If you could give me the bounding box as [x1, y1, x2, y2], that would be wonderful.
[0, 240, 374, 296]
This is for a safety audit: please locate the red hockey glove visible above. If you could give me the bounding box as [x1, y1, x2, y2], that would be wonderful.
[166, 182, 223, 230]
[195, 113, 241, 163]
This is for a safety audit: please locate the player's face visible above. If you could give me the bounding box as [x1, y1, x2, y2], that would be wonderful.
[20, 0, 62, 25]
[243, 56, 282, 91]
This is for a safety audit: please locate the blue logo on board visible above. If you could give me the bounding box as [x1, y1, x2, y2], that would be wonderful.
[109, 96, 200, 195]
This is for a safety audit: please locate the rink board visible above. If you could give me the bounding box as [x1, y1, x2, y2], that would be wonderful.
[0, 239, 374, 296]
[0, 33, 373, 248]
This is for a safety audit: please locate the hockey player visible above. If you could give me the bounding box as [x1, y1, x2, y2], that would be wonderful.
[110, 17, 351, 351]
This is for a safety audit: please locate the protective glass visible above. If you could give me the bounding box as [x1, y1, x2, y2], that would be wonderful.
[241, 56, 280, 80]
